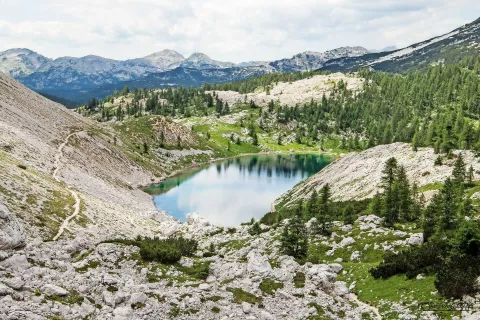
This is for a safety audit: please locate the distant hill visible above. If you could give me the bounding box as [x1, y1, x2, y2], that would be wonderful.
[321, 17, 480, 73]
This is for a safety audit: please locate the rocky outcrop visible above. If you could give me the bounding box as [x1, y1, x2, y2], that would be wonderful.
[0, 202, 26, 250]
[209, 73, 364, 108]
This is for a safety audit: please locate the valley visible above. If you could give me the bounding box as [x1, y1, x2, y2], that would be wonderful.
[1, 13, 480, 320]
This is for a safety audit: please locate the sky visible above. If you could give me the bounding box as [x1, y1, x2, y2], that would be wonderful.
[0, 0, 479, 63]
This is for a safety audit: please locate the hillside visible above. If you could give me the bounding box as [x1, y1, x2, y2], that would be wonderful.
[321, 17, 480, 73]
[0, 72, 214, 243]
[277, 143, 480, 207]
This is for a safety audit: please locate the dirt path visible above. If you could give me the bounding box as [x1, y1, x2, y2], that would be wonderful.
[349, 293, 382, 319]
[52, 132, 82, 241]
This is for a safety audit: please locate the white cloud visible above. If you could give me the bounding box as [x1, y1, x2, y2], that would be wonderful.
[0, 0, 478, 62]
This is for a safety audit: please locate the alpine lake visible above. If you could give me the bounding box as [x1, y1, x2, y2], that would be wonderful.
[145, 154, 333, 226]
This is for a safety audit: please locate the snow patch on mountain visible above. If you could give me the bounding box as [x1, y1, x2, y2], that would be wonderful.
[368, 30, 460, 65]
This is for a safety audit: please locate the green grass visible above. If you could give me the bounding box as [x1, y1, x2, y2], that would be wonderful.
[218, 238, 250, 252]
[259, 278, 284, 295]
[39, 190, 76, 239]
[177, 261, 211, 281]
[294, 272, 306, 288]
[201, 295, 223, 302]
[302, 219, 462, 319]
[46, 291, 84, 305]
[75, 260, 100, 273]
[418, 182, 443, 192]
[338, 262, 460, 319]
[226, 287, 263, 304]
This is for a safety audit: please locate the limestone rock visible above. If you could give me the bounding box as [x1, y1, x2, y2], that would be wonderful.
[350, 251, 361, 261]
[3, 277, 24, 290]
[338, 237, 355, 248]
[0, 283, 13, 296]
[129, 292, 147, 305]
[247, 250, 272, 276]
[186, 212, 210, 227]
[199, 283, 211, 291]
[242, 302, 252, 314]
[42, 284, 68, 296]
[0, 203, 26, 250]
[407, 233, 424, 246]
[1, 254, 30, 272]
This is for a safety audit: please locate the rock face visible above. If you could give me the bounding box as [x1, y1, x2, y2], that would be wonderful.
[0, 202, 26, 250]
[269, 47, 368, 72]
[278, 143, 480, 206]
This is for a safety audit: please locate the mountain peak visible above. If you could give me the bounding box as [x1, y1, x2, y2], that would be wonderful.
[186, 52, 212, 61]
[144, 49, 185, 60]
[0, 48, 50, 77]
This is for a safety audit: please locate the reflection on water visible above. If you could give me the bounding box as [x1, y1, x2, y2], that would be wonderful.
[146, 154, 332, 226]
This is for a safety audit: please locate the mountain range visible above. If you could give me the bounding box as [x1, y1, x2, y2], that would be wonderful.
[1, 16, 479, 104]
[0, 46, 368, 103]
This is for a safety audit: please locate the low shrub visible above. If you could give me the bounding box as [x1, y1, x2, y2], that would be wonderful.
[107, 236, 198, 264]
[177, 262, 211, 280]
[370, 241, 444, 280]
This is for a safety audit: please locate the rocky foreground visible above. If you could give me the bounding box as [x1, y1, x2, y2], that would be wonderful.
[2, 208, 446, 320]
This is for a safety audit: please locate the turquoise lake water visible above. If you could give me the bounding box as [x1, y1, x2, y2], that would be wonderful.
[146, 154, 332, 226]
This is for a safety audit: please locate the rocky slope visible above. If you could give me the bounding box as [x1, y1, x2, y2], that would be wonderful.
[3, 73, 480, 319]
[322, 16, 480, 73]
[208, 73, 364, 108]
[278, 143, 480, 208]
[0, 72, 201, 243]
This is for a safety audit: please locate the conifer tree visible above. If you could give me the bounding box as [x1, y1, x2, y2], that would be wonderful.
[452, 153, 466, 185]
[423, 194, 441, 242]
[307, 190, 318, 219]
[343, 204, 355, 225]
[440, 178, 456, 232]
[396, 166, 412, 221]
[468, 165, 474, 185]
[381, 158, 399, 226]
[315, 184, 332, 235]
[252, 133, 259, 146]
[280, 203, 308, 259]
[369, 193, 383, 215]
